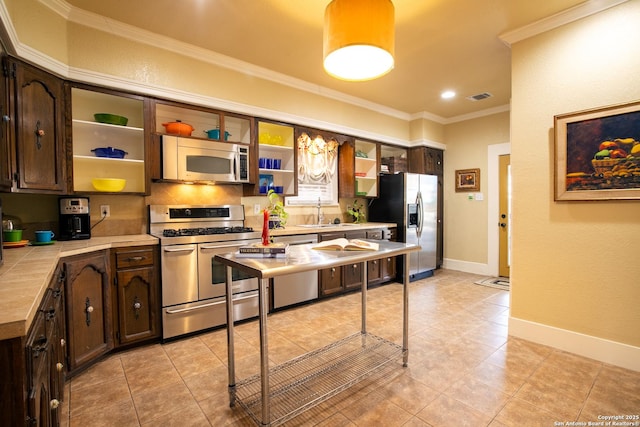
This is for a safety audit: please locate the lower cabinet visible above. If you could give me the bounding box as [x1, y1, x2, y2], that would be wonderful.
[111, 246, 160, 347]
[318, 229, 394, 297]
[63, 250, 113, 376]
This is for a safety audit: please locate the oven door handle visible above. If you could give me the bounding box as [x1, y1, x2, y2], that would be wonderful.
[165, 299, 225, 314]
[163, 246, 196, 253]
[232, 291, 260, 302]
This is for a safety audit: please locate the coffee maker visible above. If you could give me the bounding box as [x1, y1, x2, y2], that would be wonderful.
[58, 197, 91, 240]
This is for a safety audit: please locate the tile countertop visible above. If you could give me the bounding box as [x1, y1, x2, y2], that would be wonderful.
[0, 234, 158, 341]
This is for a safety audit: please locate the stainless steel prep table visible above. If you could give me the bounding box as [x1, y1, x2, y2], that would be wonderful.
[215, 240, 420, 426]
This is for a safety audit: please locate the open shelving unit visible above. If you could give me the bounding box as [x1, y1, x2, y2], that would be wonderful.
[257, 121, 296, 195]
[71, 88, 146, 193]
[354, 140, 378, 197]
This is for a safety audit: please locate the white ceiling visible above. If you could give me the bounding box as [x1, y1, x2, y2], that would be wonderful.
[64, 0, 592, 121]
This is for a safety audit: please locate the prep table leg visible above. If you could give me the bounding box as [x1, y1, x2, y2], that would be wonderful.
[259, 277, 270, 425]
[403, 256, 410, 367]
[225, 266, 236, 406]
[361, 261, 368, 335]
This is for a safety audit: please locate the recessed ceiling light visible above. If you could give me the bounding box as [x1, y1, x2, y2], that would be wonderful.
[441, 90, 456, 99]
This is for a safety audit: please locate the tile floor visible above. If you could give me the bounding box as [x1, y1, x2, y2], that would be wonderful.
[60, 269, 640, 426]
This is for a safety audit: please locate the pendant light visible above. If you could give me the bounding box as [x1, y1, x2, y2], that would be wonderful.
[323, 0, 395, 81]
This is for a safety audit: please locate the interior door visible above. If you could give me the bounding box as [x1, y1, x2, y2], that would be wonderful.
[499, 154, 511, 277]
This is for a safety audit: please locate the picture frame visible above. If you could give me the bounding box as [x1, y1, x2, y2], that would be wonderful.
[554, 100, 640, 201]
[455, 168, 480, 192]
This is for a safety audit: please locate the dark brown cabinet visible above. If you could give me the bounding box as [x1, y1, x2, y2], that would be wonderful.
[1, 56, 66, 193]
[63, 251, 113, 375]
[318, 229, 395, 297]
[0, 265, 66, 427]
[111, 246, 160, 347]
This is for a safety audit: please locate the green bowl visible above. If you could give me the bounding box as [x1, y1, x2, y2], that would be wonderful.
[94, 113, 128, 126]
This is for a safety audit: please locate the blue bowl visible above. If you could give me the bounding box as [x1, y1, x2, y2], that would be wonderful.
[91, 147, 128, 158]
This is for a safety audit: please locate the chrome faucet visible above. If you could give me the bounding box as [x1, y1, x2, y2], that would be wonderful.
[317, 197, 323, 225]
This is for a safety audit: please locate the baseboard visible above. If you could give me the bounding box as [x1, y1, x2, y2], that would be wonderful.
[442, 258, 490, 276]
[509, 317, 640, 372]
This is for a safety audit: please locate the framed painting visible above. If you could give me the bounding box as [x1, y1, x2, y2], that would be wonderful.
[455, 168, 480, 192]
[554, 100, 640, 201]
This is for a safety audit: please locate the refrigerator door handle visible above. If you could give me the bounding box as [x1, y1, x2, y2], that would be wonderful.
[416, 191, 424, 237]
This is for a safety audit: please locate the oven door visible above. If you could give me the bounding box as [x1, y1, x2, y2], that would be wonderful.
[197, 239, 261, 300]
[161, 244, 198, 306]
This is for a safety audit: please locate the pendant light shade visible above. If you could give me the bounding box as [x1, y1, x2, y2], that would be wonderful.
[323, 0, 395, 81]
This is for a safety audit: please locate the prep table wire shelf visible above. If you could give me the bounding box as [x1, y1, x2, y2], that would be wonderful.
[218, 241, 419, 427]
[234, 332, 405, 426]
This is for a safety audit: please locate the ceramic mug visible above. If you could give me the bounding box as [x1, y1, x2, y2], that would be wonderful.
[35, 230, 55, 243]
[273, 159, 282, 170]
[3, 229, 22, 242]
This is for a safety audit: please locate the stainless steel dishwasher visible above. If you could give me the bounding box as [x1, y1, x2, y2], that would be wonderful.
[271, 234, 319, 309]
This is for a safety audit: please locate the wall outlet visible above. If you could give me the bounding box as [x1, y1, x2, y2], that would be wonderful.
[100, 205, 110, 217]
[254, 204, 261, 214]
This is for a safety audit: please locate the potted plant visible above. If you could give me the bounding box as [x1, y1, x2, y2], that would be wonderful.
[267, 189, 288, 229]
[347, 199, 366, 224]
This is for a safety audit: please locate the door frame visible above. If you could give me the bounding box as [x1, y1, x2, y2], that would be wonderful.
[487, 142, 510, 277]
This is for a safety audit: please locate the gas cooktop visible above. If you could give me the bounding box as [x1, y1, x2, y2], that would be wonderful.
[149, 204, 262, 245]
[162, 226, 254, 237]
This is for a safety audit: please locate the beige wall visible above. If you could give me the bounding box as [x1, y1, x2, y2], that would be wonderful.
[443, 112, 510, 265]
[510, 0, 640, 354]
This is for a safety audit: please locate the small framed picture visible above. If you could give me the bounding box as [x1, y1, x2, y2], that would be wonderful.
[455, 168, 480, 192]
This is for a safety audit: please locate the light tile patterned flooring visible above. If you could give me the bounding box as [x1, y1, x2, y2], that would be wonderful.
[61, 270, 640, 426]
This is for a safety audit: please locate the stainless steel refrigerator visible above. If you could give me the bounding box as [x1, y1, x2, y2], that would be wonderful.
[369, 173, 438, 281]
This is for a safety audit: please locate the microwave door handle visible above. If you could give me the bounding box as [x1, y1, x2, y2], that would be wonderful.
[233, 156, 238, 181]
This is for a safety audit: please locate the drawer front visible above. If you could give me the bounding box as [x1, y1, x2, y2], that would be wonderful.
[366, 230, 383, 240]
[116, 249, 154, 268]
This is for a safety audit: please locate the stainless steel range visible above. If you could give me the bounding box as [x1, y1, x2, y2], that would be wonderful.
[149, 204, 264, 340]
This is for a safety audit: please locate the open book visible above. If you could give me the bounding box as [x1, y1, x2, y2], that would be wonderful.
[313, 238, 379, 251]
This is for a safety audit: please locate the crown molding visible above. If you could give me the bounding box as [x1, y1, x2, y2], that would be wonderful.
[499, 0, 629, 46]
[39, 0, 411, 122]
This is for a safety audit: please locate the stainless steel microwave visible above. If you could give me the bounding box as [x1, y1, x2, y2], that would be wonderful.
[162, 135, 249, 183]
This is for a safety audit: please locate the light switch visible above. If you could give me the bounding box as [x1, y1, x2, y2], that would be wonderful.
[475, 193, 484, 201]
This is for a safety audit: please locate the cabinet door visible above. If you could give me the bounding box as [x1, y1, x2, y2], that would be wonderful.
[8, 58, 66, 193]
[343, 262, 364, 291]
[115, 266, 158, 345]
[26, 310, 52, 427]
[46, 280, 66, 408]
[0, 64, 12, 190]
[367, 258, 382, 285]
[380, 256, 396, 282]
[319, 267, 342, 297]
[64, 252, 112, 374]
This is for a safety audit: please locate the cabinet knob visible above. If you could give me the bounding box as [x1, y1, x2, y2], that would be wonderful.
[50, 399, 60, 410]
[60, 338, 65, 347]
[2, 115, 9, 122]
[133, 302, 142, 310]
[85, 297, 93, 326]
[56, 362, 64, 372]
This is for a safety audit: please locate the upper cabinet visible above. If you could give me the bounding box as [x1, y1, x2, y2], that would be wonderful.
[150, 100, 254, 183]
[251, 120, 296, 196]
[153, 101, 252, 144]
[408, 146, 443, 176]
[339, 139, 379, 198]
[354, 140, 379, 198]
[1, 57, 67, 193]
[69, 86, 149, 194]
[380, 145, 408, 174]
